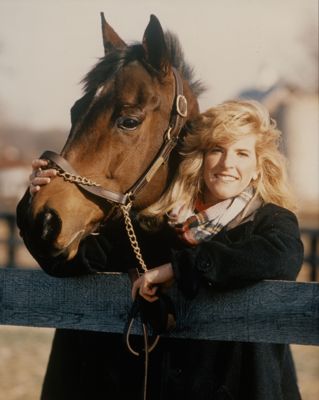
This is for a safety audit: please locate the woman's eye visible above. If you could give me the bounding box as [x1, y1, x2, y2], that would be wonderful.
[117, 117, 140, 131]
[238, 152, 249, 157]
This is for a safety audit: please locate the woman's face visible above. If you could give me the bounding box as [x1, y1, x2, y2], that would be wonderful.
[203, 134, 258, 205]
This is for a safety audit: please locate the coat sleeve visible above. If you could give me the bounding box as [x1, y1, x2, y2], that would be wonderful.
[16, 189, 112, 277]
[171, 204, 304, 298]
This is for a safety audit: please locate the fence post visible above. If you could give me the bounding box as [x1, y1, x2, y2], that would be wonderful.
[7, 214, 17, 268]
[0, 213, 19, 268]
[301, 228, 319, 281]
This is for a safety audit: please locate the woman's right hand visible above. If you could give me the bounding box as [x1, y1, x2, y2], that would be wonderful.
[29, 159, 57, 195]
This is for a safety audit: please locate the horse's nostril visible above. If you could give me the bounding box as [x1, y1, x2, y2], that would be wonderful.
[35, 208, 62, 242]
[42, 211, 55, 240]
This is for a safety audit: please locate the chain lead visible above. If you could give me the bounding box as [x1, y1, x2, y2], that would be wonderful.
[55, 168, 101, 187]
[119, 203, 148, 274]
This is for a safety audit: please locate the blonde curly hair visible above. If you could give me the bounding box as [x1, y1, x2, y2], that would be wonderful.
[140, 99, 296, 226]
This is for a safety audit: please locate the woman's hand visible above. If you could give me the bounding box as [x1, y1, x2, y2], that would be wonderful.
[29, 159, 57, 195]
[132, 263, 175, 302]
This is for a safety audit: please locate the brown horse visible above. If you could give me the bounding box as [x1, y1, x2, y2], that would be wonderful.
[18, 14, 202, 263]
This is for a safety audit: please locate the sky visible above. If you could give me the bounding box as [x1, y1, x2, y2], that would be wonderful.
[0, 0, 317, 130]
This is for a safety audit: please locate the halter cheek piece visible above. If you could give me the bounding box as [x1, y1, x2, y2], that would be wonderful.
[40, 67, 188, 207]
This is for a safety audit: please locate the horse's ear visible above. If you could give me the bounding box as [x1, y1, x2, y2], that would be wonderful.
[142, 15, 170, 74]
[100, 12, 127, 55]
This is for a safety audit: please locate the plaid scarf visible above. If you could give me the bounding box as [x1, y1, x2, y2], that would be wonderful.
[168, 187, 257, 245]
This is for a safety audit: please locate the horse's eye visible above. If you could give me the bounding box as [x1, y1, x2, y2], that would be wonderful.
[117, 116, 140, 131]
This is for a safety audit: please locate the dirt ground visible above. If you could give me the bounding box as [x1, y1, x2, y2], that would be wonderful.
[0, 325, 318, 400]
[0, 326, 53, 400]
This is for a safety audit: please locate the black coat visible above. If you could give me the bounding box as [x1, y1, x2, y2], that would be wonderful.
[16, 197, 304, 400]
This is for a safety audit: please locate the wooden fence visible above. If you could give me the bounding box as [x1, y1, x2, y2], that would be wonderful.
[0, 212, 318, 345]
[0, 268, 318, 345]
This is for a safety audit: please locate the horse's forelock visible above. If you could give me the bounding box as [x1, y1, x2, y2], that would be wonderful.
[82, 51, 127, 94]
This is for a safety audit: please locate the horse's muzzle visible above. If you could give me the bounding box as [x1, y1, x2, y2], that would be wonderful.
[26, 207, 65, 258]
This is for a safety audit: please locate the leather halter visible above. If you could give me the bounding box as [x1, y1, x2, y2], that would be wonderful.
[40, 67, 188, 206]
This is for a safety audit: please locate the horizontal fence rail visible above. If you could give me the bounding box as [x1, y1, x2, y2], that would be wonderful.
[0, 269, 318, 345]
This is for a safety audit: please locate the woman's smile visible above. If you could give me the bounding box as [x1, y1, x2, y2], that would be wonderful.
[212, 173, 238, 182]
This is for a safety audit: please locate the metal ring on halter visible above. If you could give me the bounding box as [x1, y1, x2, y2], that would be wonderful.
[176, 94, 188, 117]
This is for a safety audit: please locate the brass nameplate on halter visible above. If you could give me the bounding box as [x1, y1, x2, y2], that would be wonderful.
[145, 156, 165, 182]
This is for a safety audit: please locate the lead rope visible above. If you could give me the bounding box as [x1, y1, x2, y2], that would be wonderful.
[119, 202, 160, 400]
[142, 323, 150, 400]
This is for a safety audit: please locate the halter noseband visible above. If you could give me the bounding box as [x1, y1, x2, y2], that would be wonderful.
[40, 67, 188, 206]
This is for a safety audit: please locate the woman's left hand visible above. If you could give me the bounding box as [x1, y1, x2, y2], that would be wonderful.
[132, 263, 175, 302]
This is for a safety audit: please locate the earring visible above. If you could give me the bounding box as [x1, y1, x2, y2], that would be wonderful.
[252, 174, 258, 181]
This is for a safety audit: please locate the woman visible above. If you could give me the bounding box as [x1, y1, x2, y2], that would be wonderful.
[132, 99, 301, 300]
[21, 100, 303, 400]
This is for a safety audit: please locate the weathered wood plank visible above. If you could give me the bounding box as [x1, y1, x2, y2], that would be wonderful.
[0, 269, 318, 345]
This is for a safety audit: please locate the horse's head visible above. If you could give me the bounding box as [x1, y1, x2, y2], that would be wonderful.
[24, 14, 202, 261]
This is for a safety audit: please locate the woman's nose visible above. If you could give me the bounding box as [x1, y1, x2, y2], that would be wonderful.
[220, 152, 235, 168]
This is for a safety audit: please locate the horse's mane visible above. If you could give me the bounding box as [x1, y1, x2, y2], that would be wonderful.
[164, 31, 204, 96]
[82, 31, 205, 96]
